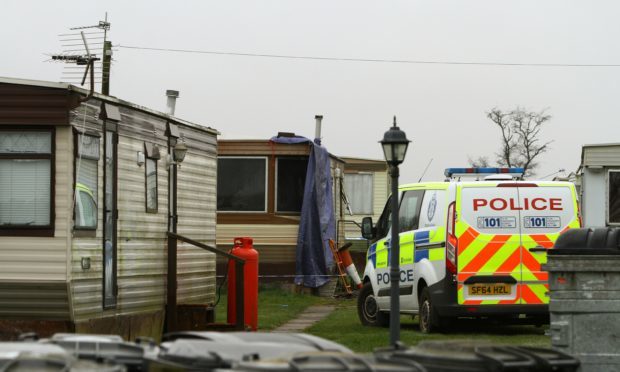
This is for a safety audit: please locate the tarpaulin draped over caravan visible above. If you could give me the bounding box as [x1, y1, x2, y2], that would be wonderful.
[270, 136, 336, 287]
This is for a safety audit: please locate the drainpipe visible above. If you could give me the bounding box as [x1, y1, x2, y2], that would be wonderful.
[166, 90, 180, 233]
[314, 115, 323, 145]
[166, 90, 180, 116]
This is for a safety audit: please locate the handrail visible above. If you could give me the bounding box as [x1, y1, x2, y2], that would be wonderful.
[166, 232, 245, 332]
[168, 232, 245, 263]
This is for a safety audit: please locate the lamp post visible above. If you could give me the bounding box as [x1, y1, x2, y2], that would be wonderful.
[380, 116, 411, 346]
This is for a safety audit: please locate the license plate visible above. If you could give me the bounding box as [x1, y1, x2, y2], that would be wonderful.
[467, 284, 512, 296]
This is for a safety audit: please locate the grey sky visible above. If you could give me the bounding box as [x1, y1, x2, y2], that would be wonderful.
[3, 0, 619, 182]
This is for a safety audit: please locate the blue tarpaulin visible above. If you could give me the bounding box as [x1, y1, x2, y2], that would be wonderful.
[270, 136, 336, 288]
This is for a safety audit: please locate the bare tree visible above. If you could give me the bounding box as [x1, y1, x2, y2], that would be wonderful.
[468, 155, 491, 168]
[484, 107, 552, 177]
[487, 109, 515, 168]
[510, 108, 552, 176]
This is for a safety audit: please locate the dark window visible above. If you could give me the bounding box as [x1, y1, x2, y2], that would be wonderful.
[398, 190, 425, 233]
[144, 142, 160, 213]
[103, 129, 117, 308]
[276, 157, 308, 213]
[375, 195, 392, 239]
[217, 157, 267, 212]
[145, 158, 158, 213]
[0, 130, 53, 232]
[609, 170, 620, 224]
[75, 133, 99, 229]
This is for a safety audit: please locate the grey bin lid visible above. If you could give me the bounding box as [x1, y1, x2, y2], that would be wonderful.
[0, 342, 71, 370]
[47, 333, 147, 370]
[157, 338, 341, 369]
[374, 341, 579, 372]
[50, 334, 125, 343]
[0, 342, 123, 372]
[550, 227, 620, 255]
[162, 332, 353, 353]
[223, 352, 423, 372]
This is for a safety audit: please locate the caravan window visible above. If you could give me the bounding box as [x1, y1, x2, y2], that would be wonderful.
[344, 173, 373, 214]
[75, 133, 99, 229]
[276, 156, 308, 213]
[0, 130, 53, 234]
[144, 143, 160, 213]
[217, 157, 267, 212]
[609, 170, 620, 225]
[145, 158, 158, 213]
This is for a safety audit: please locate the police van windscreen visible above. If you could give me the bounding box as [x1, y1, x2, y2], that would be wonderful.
[459, 184, 576, 235]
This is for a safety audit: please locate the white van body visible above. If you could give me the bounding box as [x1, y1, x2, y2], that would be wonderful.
[357, 172, 581, 333]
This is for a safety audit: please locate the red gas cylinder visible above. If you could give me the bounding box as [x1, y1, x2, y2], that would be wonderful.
[227, 237, 259, 331]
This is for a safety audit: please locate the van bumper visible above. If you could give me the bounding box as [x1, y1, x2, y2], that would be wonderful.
[428, 277, 549, 318]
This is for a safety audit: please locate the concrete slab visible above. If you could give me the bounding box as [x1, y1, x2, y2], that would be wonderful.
[273, 305, 335, 333]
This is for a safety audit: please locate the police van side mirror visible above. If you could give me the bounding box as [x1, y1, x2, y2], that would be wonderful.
[361, 217, 375, 240]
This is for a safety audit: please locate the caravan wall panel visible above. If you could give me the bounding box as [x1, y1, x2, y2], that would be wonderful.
[71, 103, 217, 322]
[0, 125, 71, 319]
[176, 125, 217, 304]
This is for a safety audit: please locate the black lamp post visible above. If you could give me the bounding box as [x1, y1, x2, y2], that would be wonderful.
[380, 116, 410, 346]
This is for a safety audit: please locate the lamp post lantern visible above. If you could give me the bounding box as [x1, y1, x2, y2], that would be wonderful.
[380, 116, 410, 345]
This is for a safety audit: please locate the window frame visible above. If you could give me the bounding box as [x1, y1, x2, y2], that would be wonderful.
[607, 169, 620, 226]
[275, 156, 308, 214]
[217, 156, 268, 213]
[73, 131, 100, 232]
[0, 127, 55, 237]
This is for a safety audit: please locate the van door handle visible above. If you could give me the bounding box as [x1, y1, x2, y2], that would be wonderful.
[529, 246, 547, 253]
[384, 241, 390, 248]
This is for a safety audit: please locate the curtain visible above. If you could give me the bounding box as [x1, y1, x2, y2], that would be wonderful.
[344, 173, 373, 214]
[0, 159, 51, 225]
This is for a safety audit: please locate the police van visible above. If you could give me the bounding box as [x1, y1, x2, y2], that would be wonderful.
[357, 167, 581, 333]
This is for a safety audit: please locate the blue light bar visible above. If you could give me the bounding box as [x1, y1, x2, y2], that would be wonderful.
[444, 167, 525, 177]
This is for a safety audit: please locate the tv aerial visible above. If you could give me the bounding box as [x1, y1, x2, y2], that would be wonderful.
[49, 14, 111, 98]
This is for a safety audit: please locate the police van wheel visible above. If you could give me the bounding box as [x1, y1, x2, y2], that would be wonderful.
[419, 288, 440, 333]
[358, 282, 389, 327]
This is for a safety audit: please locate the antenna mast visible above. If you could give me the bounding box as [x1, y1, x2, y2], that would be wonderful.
[49, 14, 111, 95]
[417, 158, 433, 182]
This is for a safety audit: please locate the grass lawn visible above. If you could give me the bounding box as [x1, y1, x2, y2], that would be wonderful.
[217, 286, 551, 353]
[306, 298, 551, 353]
[256, 287, 331, 330]
[216, 286, 329, 330]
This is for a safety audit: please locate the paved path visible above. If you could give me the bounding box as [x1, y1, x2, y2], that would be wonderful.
[273, 305, 335, 333]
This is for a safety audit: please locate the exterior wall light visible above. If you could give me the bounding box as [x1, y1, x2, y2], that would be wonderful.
[136, 151, 145, 167]
[173, 141, 188, 164]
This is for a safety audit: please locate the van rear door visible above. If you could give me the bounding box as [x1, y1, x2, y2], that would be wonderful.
[457, 183, 522, 305]
[517, 182, 580, 305]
